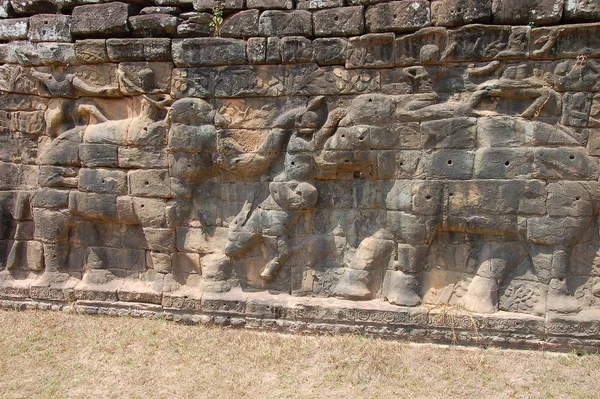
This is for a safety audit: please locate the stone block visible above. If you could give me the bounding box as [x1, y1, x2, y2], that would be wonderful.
[0, 0, 9, 18]
[297, 0, 344, 10]
[132, 197, 167, 228]
[366, 0, 430, 33]
[118, 62, 173, 95]
[147, 252, 172, 273]
[531, 24, 600, 60]
[75, 39, 108, 64]
[118, 147, 168, 169]
[38, 166, 78, 188]
[140, 6, 182, 15]
[281, 36, 313, 63]
[377, 150, 420, 179]
[533, 148, 599, 181]
[128, 169, 172, 198]
[492, 0, 563, 25]
[10, 0, 56, 15]
[431, 0, 491, 26]
[193, 0, 244, 11]
[394, 27, 448, 66]
[313, 37, 347, 65]
[564, 0, 600, 21]
[144, 228, 176, 251]
[259, 10, 312, 37]
[0, 17, 28, 41]
[176, 226, 228, 253]
[266, 36, 281, 63]
[442, 25, 513, 61]
[561, 92, 592, 127]
[30, 188, 69, 209]
[69, 192, 118, 221]
[313, 6, 365, 37]
[546, 181, 596, 217]
[71, 2, 131, 38]
[28, 14, 71, 42]
[129, 14, 181, 38]
[346, 33, 394, 69]
[220, 9, 260, 38]
[417, 149, 474, 180]
[172, 38, 246, 67]
[143, 38, 172, 61]
[78, 168, 127, 195]
[474, 148, 534, 179]
[79, 144, 118, 167]
[421, 117, 477, 149]
[247, 0, 292, 9]
[247, 37, 266, 64]
[106, 39, 145, 62]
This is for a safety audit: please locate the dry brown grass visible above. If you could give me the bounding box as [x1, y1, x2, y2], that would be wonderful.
[0, 309, 598, 399]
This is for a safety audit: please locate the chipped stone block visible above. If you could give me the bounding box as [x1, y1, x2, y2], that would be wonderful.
[220, 9, 259, 38]
[366, 0, 430, 33]
[281, 36, 313, 63]
[172, 38, 246, 67]
[258, 10, 312, 37]
[193, 0, 243, 11]
[247, 36, 266, 64]
[118, 62, 173, 95]
[10, 0, 57, 15]
[313, 37, 347, 65]
[297, 0, 343, 10]
[129, 14, 181, 38]
[313, 6, 365, 37]
[106, 38, 145, 62]
[0, 17, 28, 41]
[78, 168, 127, 195]
[143, 38, 172, 61]
[72, 2, 131, 38]
[431, 0, 492, 27]
[346, 33, 394, 69]
[492, 0, 563, 25]
[564, 0, 600, 21]
[28, 14, 71, 42]
[75, 39, 108, 64]
[247, 0, 292, 9]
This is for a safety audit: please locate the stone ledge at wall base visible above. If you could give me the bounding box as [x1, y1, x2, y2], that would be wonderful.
[1, 288, 599, 352]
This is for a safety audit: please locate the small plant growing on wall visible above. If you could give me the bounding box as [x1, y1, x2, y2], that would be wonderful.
[209, 0, 224, 37]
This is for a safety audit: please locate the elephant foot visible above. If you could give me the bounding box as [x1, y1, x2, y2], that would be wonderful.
[383, 271, 421, 307]
[260, 259, 280, 280]
[332, 268, 371, 300]
[461, 276, 498, 314]
[547, 280, 581, 314]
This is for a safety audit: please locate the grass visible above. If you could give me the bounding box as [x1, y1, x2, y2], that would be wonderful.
[0, 309, 598, 399]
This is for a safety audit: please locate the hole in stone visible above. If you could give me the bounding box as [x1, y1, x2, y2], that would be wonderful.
[393, 14, 398, 18]
[449, 192, 453, 197]
[344, 159, 350, 163]
[570, 155, 575, 160]
[140, 204, 145, 208]
[145, 181, 149, 185]
[576, 196, 581, 201]
[505, 161, 510, 166]
[399, 161, 404, 166]
[368, 98, 372, 102]
[447, 160, 453, 165]
[425, 195, 431, 200]
[341, 134, 346, 138]
[333, 16, 339, 21]
[290, 161, 295, 165]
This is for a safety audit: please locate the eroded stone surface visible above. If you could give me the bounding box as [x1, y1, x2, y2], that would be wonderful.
[0, 0, 600, 350]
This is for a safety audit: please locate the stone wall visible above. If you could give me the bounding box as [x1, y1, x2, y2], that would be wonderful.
[2, 0, 600, 350]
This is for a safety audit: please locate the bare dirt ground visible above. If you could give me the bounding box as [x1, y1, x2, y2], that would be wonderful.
[0, 309, 598, 399]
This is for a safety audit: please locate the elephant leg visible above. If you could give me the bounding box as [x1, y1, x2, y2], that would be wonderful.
[546, 245, 581, 313]
[260, 236, 290, 280]
[32, 208, 72, 275]
[383, 244, 427, 307]
[333, 231, 395, 300]
[462, 242, 525, 313]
